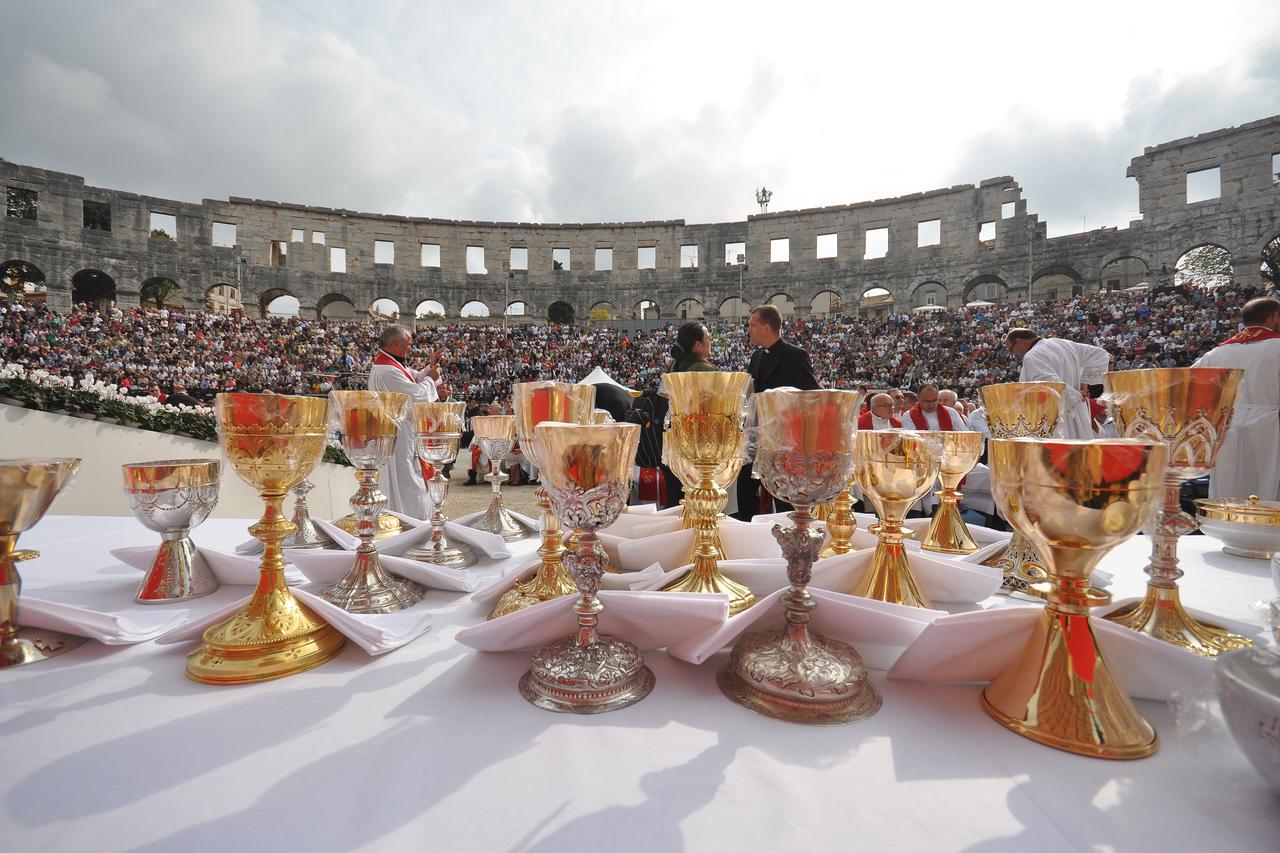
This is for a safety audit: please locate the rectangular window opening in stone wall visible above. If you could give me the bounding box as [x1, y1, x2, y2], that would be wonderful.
[864, 228, 888, 260]
[271, 240, 287, 266]
[680, 245, 698, 268]
[638, 246, 656, 270]
[816, 233, 837, 259]
[374, 240, 395, 265]
[291, 228, 304, 243]
[1272, 153, 1279, 183]
[330, 246, 346, 273]
[149, 212, 177, 240]
[510, 247, 528, 271]
[5, 187, 37, 221]
[212, 222, 237, 248]
[467, 246, 487, 274]
[595, 247, 613, 271]
[1186, 166, 1221, 204]
[421, 243, 440, 268]
[724, 242, 745, 265]
[312, 231, 325, 245]
[1000, 201, 1016, 219]
[770, 238, 789, 263]
[83, 200, 112, 233]
[917, 219, 941, 247]
[552, 247, 571, 271]
[978, 221, 996, 246]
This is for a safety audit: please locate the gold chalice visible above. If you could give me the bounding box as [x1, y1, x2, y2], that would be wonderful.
[662, 431, 743, 557]
[404, 401, 476, 568]
[1, 458, 85, 669]
[852, 430, 941, 609]
[188, 394, 345, 684]
[921, 431, 984, 554]
[321, 391, 425, 613]
[718, 389, 882, 725]
[659, 371, 755, 615]
[519, 422, 653, 713]
[467, 415, 532, 542]
[985, 437, 1168, 759]
[1102, 367, 1250, 656]
[979, 382, 1064, 598]
[489, 382, 596, 619]
[122, 459, 221, 603]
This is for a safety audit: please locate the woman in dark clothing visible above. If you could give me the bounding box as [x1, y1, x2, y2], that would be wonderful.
[661, 321, 717, 507]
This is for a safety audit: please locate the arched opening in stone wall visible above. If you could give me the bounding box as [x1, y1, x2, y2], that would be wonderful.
[634, 299, 659, 320]
[963, 275, 1008, 305]
[858, 287, 894, 319]
[71, 269, 116, 308]
[505, 301, 529, 317]
[1099, 257, 1150, 292]
[1, 259, 46, 300]
[460, 300, 490, 318]
[140, 276, 183, 309]
[811, 290, 843, 316]
[548, 300, 575, 324]
[674, 298, 703, 319]
[206, 283, 241, 314]
[415, 299, 446, 320]
[718, 296, 749, 320]
[260, 288, 298, 317]
[1260, 234, 1279, 289]
[1029, 271, 1078, 302]
[1175, 244, 1233, 290]
[911, 281, 947, 308]
[767, 293, 795, 315]
[317, 293, 355, 321]
[369, 297, 400, 321]
[589, 301, 614, 321]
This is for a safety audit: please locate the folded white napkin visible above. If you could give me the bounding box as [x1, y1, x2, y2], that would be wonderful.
[602, 518, 832, 573]
[285, 547, 478, 593]
[624, 503, 685, 517]
[630, 557, 792, 595]
[451, 508, 543, 545]
[666, 585, 941, 670]
[156, 586, 433, 656]
[455, 589, 728, 652]
[809, 539, 1003, 604]
[312, 512, 511, 560]
[111, 545, 305, 586]
[602, 512, 686, 539]
[886, 605, 1244, 701]
[17, 596, 191, 645]
[472, 558, 668, 607]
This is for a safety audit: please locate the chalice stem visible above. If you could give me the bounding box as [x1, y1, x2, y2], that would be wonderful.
[924, 489, 979, 553]
[517, 486, 576, 598]
[427, 472, 450, 555]
[567, 530, 604, 648]
[0, 535, 21, 647]
[252, 490, 293, 597]
[661, 472, 755, 614]
[824, 487, 856, 555]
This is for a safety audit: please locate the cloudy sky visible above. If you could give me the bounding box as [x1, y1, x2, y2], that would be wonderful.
[2, 1, 1278, 237]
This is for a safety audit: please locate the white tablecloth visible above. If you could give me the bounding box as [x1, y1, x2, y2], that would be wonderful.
[1, 515, 1278, 852]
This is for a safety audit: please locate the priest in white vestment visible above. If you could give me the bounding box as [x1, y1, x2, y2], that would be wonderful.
[367, 324, 442, 519]
[1004, 329, 1110, 440]
[1191, 297, 1280, 501]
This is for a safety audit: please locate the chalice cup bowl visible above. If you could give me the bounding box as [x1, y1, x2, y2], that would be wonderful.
[659, 371, 756, 616]
[921, 431, 984, 554]
[188, 394, 345, 684]
[718, 388, 882, 725]
[489, 381, 596, 620]
[1102, 367, 1250, 656]
[519, 421, 654, 714]
[281, 478, 333, 549]
[852, 430, 941, 609]
[404, 401, 476, 569]
[1, 458, 85, 669]
[321, 391, 424, 613]
[467, 415, 532, 542]
[979, 381, 1065, 599]
[122, 459, 221, 603]
[984, 437, 1168, 759]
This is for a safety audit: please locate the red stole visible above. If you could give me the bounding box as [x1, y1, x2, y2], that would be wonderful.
[372, 351, 433, 482]
[1220, 326, 1280, 346]
[858, 410, 902, 430]
[906, 404, 953, 430]
[637, 467, 667, 506]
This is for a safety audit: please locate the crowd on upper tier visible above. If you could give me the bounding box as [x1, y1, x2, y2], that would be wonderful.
[1, 282, 1274, 408]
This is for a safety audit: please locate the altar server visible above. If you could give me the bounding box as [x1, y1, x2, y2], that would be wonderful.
[367, 324, 444, 518]
[1004, 328, 1111, 440]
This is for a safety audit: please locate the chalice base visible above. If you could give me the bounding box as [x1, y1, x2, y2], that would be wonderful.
[982, 609, 1157, 759]
[281, 519, 335, 550]
[519, 634, 654, 714]
[661, 559, 756, 616]
[186, 590, 346, 685]
[135, 538, 220, 604]
[404, 542, 479, 569]
[334, 512, 407, 542]
[321, 557, 425, 614]
[1, 628, 88, 669]
[468, 505, 533, 542]
[853, 541, 933, 609]
[1223, 544, 1275, 560]
[717, 629, 882, 725]
[1104, 585, 1253, 657]
[489, 560, 577, 620]
[922, 500, 978, 554]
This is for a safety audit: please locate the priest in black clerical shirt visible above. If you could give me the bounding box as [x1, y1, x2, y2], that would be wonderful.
[734, 304, 820, 520]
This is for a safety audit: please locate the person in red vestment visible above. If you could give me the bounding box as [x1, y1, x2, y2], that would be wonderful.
[858, 393, 902, 430]
[904, 383, 964, 431]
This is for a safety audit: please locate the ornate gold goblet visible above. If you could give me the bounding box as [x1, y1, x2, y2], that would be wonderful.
[489, 381, 596, 620]
[519, 422, 654, 713]
[1103, 367, 1251, 656]
[281, 478, 334, 549]
[817, 472, 859, 558]
[662, 431, 744, 558]
[1, 458, 85, 669]
[321, 391, 425, 613]
[404, 401, 476, 568]
[921, 431, 984, 554]
[659, 371, 755, 615]
[984, 437, 1168, 759]
[719, 389, 882, 725]
[979, 382, 1065, 598]
[852, 430, 941, 609]
[122, 459, 221, 603]
[467, 415, 532, 542]
[187, 393, 345, 684]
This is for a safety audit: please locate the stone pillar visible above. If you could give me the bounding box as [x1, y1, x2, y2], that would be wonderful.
[1231, 255, 1262, 288]
[45, 285, 72, 313]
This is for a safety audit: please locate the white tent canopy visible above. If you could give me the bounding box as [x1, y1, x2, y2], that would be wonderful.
[580, 366, 635, 394]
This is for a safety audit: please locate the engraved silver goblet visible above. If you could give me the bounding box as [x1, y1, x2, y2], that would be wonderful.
[466, 415, 532, 541]
[281, 478, 334, 549]
[404, 401, 477, 568]
[122, 459, 221, 603]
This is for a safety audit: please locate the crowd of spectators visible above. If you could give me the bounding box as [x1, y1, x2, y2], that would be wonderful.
[1, 282, 1272, 410]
